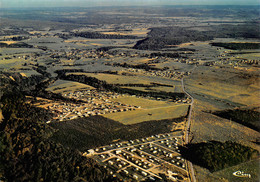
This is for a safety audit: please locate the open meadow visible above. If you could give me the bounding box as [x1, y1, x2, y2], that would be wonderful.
[46, 79, 95, 93]
[104, 103, 189, 124]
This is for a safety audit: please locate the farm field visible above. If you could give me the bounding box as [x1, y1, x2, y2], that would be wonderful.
[104, 104, 189, 124]
[111, 95, 178, 109]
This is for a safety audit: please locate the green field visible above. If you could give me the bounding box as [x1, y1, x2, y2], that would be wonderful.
[104, 104, 189, 124]
[46, 79, 95, 93]
[111, 95, 177, 109]
[67, 72, 153, 85]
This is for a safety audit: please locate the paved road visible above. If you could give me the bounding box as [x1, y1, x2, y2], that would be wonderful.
[181, 76, 196, 182]
[181, 78, 194, 144]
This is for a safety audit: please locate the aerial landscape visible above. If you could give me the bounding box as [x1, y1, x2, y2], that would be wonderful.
[0, 0, 259, 181]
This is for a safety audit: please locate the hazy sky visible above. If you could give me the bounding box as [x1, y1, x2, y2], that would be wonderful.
[0, 0, 259, 8]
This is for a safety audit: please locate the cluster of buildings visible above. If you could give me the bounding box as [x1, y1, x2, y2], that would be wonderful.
[49, 49, 113, 61]
[44, 90, 140, 122]
[125, 68, 190, 80]
[84, 133, 189, 181]
[203, 58, 259, 68]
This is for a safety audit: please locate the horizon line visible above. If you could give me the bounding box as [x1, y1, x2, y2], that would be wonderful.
[1, 4, 260, 9]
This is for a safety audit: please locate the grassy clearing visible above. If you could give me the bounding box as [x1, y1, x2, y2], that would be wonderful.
[235, 53, 260, 60]
[0, 48, 42, 55]
[129, 58, 153, 64]
[67, 72, 152, 85]
[0, 57, 31, 70]
[0, 58, 23, 65]
[104, 104, 189, 124]
[151, 86, 177, 92]
[15, 69, 41, 77]
[111, 95, 177, 109]
[46, 79, 95, 93]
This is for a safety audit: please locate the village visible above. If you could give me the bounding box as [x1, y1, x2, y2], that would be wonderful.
[125, 68, 191, 80]
[27, 90, 141, 122]
[84, 132, 189, 182]
[26, 87, 192, 123]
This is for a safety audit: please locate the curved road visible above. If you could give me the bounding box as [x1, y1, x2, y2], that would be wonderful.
[181, 77, 196, 182]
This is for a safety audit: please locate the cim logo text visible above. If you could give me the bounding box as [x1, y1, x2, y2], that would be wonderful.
[233, 171, 251, 178]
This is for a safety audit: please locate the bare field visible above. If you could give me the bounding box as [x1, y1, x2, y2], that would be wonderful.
[235, 53, 260, 60]
[104, 104, 189, 125]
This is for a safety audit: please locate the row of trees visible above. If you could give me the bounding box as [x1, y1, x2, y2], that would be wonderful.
[0, 42, 33, 48]
[213, 109, 260, 131]
[55, 32, 139, 40]
[210, 42, 260, 50]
